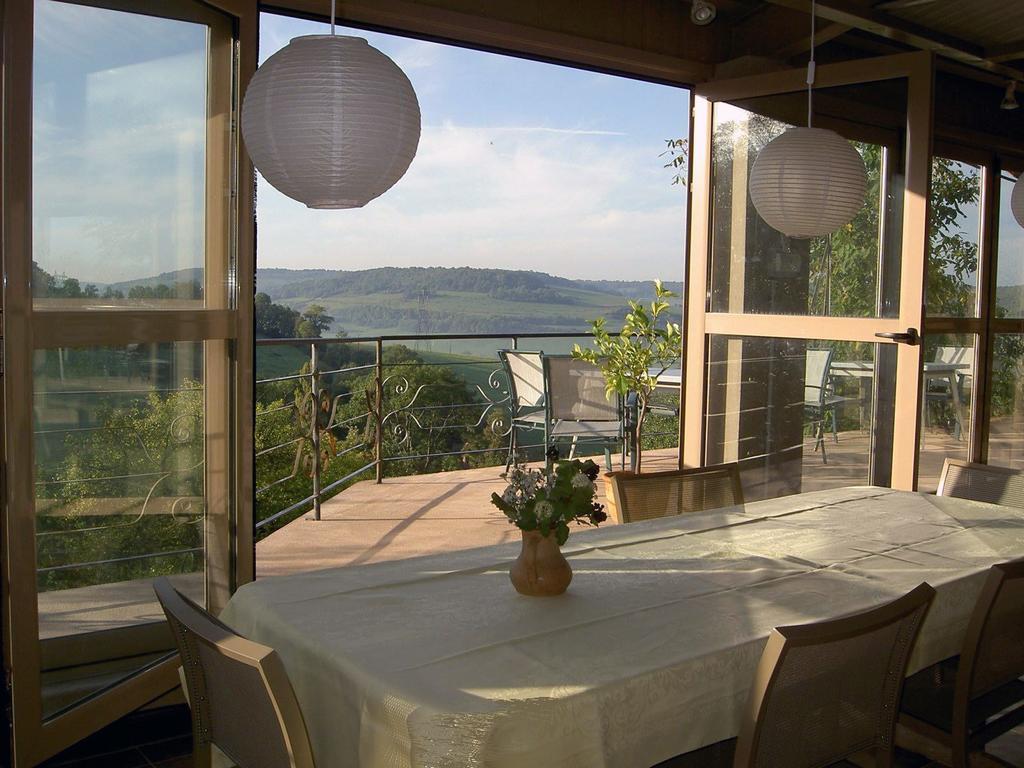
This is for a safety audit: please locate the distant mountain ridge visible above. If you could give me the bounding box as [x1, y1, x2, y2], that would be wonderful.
[258, 266, 684, 336]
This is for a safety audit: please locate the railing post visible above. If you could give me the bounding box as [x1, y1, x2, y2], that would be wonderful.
[310, 342, 322, 521]
[375, 338, 384, 484]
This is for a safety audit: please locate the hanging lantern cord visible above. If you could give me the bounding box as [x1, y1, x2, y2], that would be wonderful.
[330, 0, 336, 35]
[806, 0, 816, 128]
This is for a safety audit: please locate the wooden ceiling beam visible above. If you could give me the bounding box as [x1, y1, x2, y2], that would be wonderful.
[764, 0, 1024, 80]
[987, 40, 1024, 65]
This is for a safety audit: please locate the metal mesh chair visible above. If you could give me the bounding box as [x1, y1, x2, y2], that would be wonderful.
[734, 582, 935, 768]
[899, 558, 1024, 768]
[604, 463, 743, 524]
[804, 348, 849, 465]
[543, 354, 626, 471]
[498, 350, 547, 472]
[154, 578, 316, 768]
[936, 458, 1024, 508]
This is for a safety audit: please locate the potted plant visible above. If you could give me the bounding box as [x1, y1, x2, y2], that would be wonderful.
[491, 454, 607, 596]
[572, 280, 681, 473]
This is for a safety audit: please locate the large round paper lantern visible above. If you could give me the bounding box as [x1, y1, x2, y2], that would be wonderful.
[749, 127, 867, 239]
[242, 35, 420, 209]
[1012, 174, 1024, 228]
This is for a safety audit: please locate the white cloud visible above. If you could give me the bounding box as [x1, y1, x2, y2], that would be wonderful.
[256, 121, 687, 281]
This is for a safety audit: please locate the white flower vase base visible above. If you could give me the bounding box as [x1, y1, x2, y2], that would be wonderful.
[510, 530, 572, 597]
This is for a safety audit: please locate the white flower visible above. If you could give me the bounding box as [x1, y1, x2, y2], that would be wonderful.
[534, 500, 555, 520]
[571, 473, 593, 490]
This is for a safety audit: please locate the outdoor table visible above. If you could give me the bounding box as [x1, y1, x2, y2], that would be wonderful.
[221, 487, 1024, 768]
[831, 361, 970, 438]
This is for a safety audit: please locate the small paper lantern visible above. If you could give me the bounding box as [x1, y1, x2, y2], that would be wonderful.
[1012, 173, 1024, 228]
[242, 35, 420, 209]
[749, 127, 868, 239]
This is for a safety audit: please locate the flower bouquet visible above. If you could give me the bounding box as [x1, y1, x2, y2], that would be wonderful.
[491, 451, 607, 595]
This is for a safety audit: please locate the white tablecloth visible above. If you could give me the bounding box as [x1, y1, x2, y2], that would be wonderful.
[221, 487, 1024, 768]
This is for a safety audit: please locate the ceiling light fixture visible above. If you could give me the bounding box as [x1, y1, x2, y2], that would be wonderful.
[691, 0, 717, 26]
[241, 0, 421, 209]
[746, 0, 867, 239]
[1001, 81, 1019, 111]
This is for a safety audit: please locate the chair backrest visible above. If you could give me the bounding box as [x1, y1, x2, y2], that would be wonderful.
[951, 558, 1024, 767]
[936, 458, 1024, 508]
[935, 345, 974, 380]
[604, 463, 744, 523]
[499, 350, 545, 409]
[543, 355, 620, 422]
[804, 348, 833, 406]
[154, 578, 316, 768]
[733, 582, 936, 768]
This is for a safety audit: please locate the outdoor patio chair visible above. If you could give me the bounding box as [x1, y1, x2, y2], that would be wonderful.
[898, 558, 1024, 768]
[154, 578, 316, 768]
[498, 349, 547, 473]
[936, 458, 1024, 509]
[804, 348, 849, 465]
[603, 463, 743, 524]
[542, 354, 626, 472]
[925, 346, 973, 439]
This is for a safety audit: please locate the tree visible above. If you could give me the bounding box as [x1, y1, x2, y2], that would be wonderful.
[301, 304, 335, 336]
[572, 281, 681, 473]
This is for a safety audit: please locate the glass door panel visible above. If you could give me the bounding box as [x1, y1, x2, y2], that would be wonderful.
[917, 333, 976, 492]
[996, 172, 1024, 316]
[925, 160, 982, 318]
[4, 0, 244, 762]
[705, 336, 885, 500]
[32, 0, 215, 309]
[987, 333, 1024, 470]
[687, 55, 931, 493]
[708, 81, 906, 319]
[34, 342, 207, 717]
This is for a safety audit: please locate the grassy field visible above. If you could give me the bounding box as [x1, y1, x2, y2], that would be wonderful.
[275, 287, 639, 337]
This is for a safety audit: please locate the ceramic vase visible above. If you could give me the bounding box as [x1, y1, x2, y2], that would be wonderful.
[510, 530, 572, 596]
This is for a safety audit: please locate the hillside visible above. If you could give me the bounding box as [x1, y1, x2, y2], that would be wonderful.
[258, 266, 683, 336]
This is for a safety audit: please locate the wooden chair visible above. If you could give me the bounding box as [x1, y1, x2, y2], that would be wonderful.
[936, 458, 1024, 509]
[603, 463, 743, 524]
[734, 583, 936, 767]
[898, 559, 1024, 768]
[154, 578, 316, 768]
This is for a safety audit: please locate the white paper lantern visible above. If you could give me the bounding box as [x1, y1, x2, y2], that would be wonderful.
[749, 127, 868, 239]
[242, 35, 420, 209]
[1012, 173, 1024, 228]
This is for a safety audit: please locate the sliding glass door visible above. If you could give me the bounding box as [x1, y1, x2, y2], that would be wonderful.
[2, 0, 254, 763]
[683, 53, 934, 497]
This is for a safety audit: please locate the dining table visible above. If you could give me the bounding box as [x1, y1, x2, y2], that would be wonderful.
[220, 486, 1024, 768]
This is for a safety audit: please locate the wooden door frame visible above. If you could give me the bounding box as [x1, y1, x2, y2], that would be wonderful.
[0, 0, 256, 764]
[681, 51, 934, 490]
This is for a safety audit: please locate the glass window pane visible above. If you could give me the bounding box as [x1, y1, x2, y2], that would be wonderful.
[987, 333, 1024, 471]
[916, 334, 975, 493]
[925, 159, 981, 318]
[32, 0, 211, 308]
[708, 80, 907, 319]
[35, 342, 206, 718]
[996, 172, 1024, 318]
[705, 336, 886, 501]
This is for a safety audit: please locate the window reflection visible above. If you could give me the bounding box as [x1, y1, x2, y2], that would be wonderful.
[32, 0, 209, 307]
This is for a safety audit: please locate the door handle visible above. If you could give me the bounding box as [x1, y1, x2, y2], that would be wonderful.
[874, 328, 919, 346]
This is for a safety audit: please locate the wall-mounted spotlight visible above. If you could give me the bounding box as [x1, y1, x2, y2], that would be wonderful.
[691, 0, 717, 25]
[1002, 81, 1019, 111]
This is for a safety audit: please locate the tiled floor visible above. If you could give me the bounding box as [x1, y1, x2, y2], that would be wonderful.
[40, 706, 192, 768]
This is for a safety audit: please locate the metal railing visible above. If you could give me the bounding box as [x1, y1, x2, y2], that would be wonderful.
[255, 332, 681, 530]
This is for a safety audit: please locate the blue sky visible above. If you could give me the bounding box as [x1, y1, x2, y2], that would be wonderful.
[255, 13, 691, 281]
